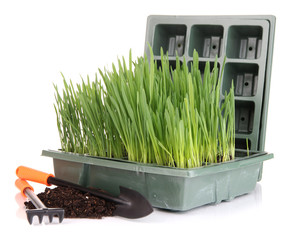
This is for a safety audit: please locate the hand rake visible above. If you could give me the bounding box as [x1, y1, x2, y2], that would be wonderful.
[15, 178, 64, 224]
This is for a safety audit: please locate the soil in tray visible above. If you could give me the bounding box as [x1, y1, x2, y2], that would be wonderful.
[24, 186, 116, 219]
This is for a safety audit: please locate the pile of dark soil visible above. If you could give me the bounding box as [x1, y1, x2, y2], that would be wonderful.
[24, 186, 116, 219]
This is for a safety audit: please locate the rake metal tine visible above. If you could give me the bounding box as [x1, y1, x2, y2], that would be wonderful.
[38, 214, 44, 224]
[59, 214, 64, 223]
[56, 210, 65, 223]
[48, 214, 54, 223]
[26, 212, 34, 225]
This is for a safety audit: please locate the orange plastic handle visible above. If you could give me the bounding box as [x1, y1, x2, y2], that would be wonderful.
[16, 166, 54, 186]
[15, 178, 34, 198]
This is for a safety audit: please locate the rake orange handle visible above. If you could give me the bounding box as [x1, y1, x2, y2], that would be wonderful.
[16, 166, 54, 186]
[15, 178, 34, 198]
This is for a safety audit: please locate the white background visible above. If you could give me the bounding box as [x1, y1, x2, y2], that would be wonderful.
[1, 0, 291, 239]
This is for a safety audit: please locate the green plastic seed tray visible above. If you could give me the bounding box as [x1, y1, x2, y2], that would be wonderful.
[43, 15, 275, 211]
[145, 15, 276, 152]
[42, 150, 273, 211]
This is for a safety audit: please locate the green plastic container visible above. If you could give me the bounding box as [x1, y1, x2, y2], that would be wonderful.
[144, 15, 276, 152]
[43, 15, 275, 211]
[42, 150, 273, 211]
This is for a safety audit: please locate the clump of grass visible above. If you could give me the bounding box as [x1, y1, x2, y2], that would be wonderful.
[54, 47, 235, 168]
[54, 74, 125, 158]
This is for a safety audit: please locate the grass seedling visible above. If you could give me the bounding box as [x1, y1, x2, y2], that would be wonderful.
[246, 138, 250, 156]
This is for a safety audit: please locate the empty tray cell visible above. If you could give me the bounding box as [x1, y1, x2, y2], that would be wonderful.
[235, 101, 255, 134]
[222, 63, 259, 96]
[156, 59, 182, 71]
[189, 25, 224, 58]
[188, 61, 220, 80]
[153, 24, 187, 56]
[235, 138, 251, 150]
[227, 25, 263, 59]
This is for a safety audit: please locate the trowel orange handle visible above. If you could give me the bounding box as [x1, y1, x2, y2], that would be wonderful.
[15, 178, 34, 198]
[16, 166, 54, 186]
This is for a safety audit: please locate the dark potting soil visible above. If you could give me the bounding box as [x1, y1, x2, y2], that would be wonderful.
[24, 186, 116, 219]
